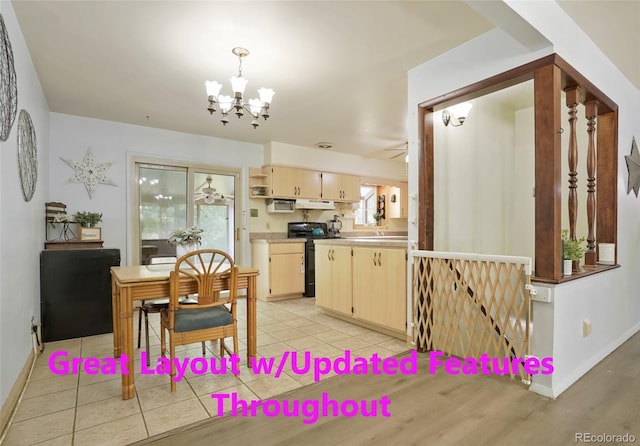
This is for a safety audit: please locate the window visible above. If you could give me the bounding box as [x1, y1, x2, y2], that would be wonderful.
[355, 185, 376, 226]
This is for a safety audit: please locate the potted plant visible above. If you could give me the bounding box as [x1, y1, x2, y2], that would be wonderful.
[73, 211, 103, 240]
[168, 225, 204, 257]
[562, 229, 586, 275]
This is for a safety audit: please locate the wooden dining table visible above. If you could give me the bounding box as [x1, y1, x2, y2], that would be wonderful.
[111, 264, 259, 399]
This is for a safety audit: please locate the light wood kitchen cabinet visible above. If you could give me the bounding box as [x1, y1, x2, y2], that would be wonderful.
[388, 182, 408, 219]
[269, 165, 321, 199]
[321, 172, 361, 202]
[352, 246, 407, 332]
[315, 244, 353, 316]
[252, 241, 305, 301]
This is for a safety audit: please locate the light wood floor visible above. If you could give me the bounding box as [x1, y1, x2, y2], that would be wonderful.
[133, 331, 640, 446]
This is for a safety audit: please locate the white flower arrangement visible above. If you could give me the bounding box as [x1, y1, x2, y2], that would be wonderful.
[53, 212, 71, 223]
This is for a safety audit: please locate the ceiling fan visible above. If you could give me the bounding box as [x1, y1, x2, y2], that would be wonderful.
[194, 175, 234, 205]
[383, 141, 408, 159]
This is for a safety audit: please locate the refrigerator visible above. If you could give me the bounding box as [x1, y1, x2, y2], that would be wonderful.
[40, 248, 121, 342]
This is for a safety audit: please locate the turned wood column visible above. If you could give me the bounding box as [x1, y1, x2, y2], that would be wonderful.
[565, 86, 580, 240]
[584, 100, 598, 266]
[565, 86, 581, 241]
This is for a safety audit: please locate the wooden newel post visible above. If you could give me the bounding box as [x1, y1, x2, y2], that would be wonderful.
[565, 86, 581, 242]
[584, 100, 598, 266]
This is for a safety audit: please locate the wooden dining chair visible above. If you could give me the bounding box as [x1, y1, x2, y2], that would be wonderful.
[160, 249, 239, 392]
[137, 256, 176, 365]
[138, 255, 200, 366]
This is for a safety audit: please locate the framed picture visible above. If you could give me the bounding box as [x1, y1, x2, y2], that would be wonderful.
[79, 227, 102, 241]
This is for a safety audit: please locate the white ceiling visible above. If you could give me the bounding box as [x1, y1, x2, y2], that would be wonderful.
[9, 1, 639, 160]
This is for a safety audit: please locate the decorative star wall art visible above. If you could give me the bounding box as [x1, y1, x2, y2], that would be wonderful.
[61, 147, 116, 199]
[625, 137, 640, 197]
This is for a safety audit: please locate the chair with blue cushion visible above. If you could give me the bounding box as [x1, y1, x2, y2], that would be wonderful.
[160, 249, 239, 392]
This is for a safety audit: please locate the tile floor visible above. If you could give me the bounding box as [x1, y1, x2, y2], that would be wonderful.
[3, 298, 409, 446]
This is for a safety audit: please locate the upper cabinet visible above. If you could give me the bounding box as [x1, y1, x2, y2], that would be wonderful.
[321, 172, 361, 202]
[269, 165, 321, 199]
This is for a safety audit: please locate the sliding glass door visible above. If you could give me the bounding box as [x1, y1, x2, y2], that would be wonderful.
[136, 163, 237, 264]
[192, 171, 235, 254]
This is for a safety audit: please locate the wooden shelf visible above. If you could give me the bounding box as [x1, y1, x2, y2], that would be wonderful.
[45, 240, 104, 250]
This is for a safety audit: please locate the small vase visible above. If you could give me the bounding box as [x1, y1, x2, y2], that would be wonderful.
[563, 259, 573, 276]
[572, 259, 580, 273]
[176, 244, 197, 259]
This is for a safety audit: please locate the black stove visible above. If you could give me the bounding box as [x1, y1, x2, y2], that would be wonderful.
[288, 222, 340, 297]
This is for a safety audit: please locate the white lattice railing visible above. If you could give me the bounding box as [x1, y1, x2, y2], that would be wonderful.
[410, 249, 534, 383]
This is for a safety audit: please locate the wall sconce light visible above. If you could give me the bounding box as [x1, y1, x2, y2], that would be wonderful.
[442, 102, 473, 127]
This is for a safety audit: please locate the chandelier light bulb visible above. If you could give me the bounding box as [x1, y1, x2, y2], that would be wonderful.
[218, 95, 233, 113]
[248, 98, 262, 116]
[230, 76, 248, 95]
[204, 81, 223, 99]
[258, 87, 275, 105]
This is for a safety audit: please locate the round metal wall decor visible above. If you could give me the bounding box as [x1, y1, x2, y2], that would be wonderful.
[0, 13, 18, 141]
[17, 110, 37, 202]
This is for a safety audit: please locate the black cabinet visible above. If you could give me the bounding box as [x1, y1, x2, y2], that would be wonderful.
[40, 249, 120, 342]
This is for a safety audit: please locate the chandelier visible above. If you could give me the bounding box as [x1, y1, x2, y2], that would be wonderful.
[204, 47, 275, 129]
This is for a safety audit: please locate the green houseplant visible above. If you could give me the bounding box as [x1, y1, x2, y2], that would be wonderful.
[562, 229, 586, 274]
[73, 211, 103, 241]
[168, 226, 203, 253]
[73, 211, 102, 227]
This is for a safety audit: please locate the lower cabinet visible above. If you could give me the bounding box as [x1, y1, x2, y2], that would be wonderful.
[315, 242, 407, 334]
[352, 247, 407, 332]
[315, 244, 352, 316]
[252, 241, 305, 301]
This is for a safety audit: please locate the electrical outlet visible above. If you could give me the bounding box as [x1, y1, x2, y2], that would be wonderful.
[266, 222, 270, 230]
[250, 208, 258, 217]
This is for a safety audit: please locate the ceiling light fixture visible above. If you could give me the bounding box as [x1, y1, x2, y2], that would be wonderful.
[204, 47, 275, 129]
[442, 102, 473, 127]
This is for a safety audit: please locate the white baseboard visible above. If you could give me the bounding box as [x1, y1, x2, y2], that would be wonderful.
[0, 349, 35, 435]
[529, 322, 640, 399]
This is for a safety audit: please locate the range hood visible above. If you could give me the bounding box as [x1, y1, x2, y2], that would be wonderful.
[295, 199, 336, 210]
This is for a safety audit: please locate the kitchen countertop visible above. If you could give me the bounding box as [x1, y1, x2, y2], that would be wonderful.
[251, 238, 306, 244]
[313, 237, 408, 248]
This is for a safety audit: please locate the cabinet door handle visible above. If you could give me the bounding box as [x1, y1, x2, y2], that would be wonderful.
[373, 253, 377, 266]
[378, 252, 382, 267]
